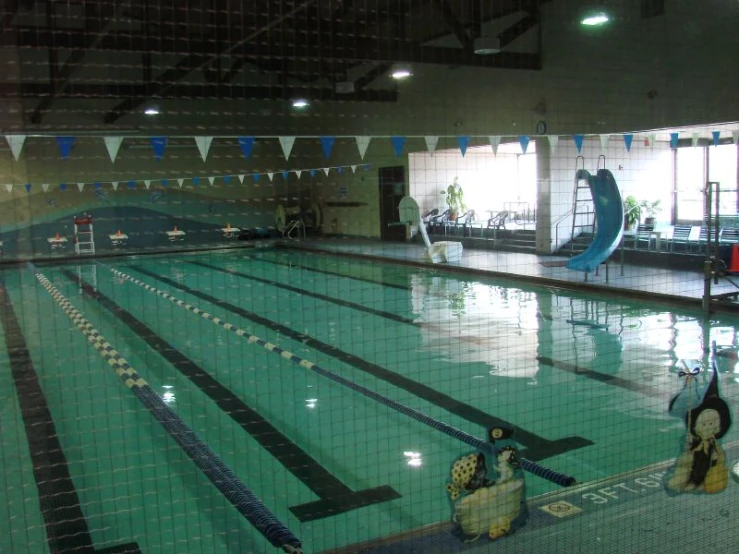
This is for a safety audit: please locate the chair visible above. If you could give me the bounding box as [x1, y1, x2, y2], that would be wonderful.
[428, 209, 449, 234]
[719, 227, 739, 245]
[487, 210, 510, 230]
[448, 209, 474, 236]
[632, 223, 654, 249]
[669, 224, 692, 252]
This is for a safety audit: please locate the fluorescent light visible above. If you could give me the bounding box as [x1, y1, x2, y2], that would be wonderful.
[473, 36, 501, 55]
[292, 98, 309, 109]
[144, 106, 160, 115]
[391, 64, 412, 80]
[581, 12, 609, 26]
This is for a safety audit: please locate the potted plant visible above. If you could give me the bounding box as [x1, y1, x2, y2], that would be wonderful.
[623, 195, 640, 230]
[445, 177, 466, 221]
[639, 199, 662, 226]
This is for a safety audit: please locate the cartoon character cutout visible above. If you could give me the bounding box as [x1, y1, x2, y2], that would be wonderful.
[666, 361, 732, 495]
[445, 427, 527, 543]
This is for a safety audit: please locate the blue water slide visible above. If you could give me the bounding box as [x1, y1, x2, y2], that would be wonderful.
[566, 169, 624, 273]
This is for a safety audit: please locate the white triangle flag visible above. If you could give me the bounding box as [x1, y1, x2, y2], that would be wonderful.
[323, 167, 330, 176]
[355, 136, 371, 160]
[208, 176, 215, 186]
[599, 134, 610, 149]
[5, 135, 26, 161]
[279, 136, 296, 160]
[177, 178, 184, 188]
[692, 133, 700, 147]
[103, 136, 123, 162]
[489, 136, 501, 155]
[424, 136, 439, 155]
[77, 182, 85, 192]
[351, 165, 357, 173]
[238, 174, 245, 183]
[42, 183, 50, 192]
[144, 180, 151, 189]
[549, 136, 559, 152]
[295, 170, 302, 179]
[267, 172, 274, 181]
[111, 181, 119, 191]
[194, 136, 213, 161]
[4, 184, 12, 192]
[732, 131, 739, 144]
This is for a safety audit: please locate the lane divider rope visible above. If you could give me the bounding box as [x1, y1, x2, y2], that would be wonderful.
[29, 263, 303, 554]
[99, 261, 576, 487]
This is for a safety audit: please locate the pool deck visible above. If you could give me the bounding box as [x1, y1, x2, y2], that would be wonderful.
[282, 238, 739, 313]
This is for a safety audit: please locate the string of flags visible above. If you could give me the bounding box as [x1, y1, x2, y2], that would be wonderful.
[3, 130, 738, 163]
[2, 163, 373, 193]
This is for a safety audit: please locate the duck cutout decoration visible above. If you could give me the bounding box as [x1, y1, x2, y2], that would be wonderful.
[665, 358, 732, 495]
[445, 426, 528, 543]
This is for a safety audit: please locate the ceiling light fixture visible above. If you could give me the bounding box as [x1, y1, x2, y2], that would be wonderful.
[391, 63, 412, 80]
[473, 36, 501, 55]
[144, 105, 160, 115]
[581, 11, 610, 26]
[291, 98, 309, 109]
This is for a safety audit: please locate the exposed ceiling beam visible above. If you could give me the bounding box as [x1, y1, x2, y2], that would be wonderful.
[498, 14, 539, 49]
[0, 81, 398, 103]
[354, 63, 392, 90]
[431, 0, 473, 52]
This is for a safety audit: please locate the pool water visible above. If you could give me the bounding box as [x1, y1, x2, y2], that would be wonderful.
[1, 248, 738, 553]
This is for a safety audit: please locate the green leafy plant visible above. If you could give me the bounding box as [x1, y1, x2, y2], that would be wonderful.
[623, 195, 640, 229]
[639, 199, 662, 222]
[445, 177, 466, 219]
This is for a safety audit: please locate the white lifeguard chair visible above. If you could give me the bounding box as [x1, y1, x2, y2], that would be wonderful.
[398, 196, 463, 264]
[73, 215, 95, 255]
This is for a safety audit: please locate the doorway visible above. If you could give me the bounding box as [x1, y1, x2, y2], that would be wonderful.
[378, 166, 406, 241]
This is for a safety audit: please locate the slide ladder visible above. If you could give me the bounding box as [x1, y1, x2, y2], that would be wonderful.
[570, 156, 595, 251]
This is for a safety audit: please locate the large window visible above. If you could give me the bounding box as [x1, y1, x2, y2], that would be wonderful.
[676, 144, 738, 221]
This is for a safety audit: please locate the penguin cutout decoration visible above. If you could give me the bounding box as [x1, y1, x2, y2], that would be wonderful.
[665, 360, 732, 495]
[445, 427, 528, 543]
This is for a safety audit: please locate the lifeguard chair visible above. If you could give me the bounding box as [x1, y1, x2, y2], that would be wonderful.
[74, 214, 95, 255]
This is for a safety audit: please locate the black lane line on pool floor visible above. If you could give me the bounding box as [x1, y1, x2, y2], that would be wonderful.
[0, 282, 141, 554]
[196, 260, 662, 400]
[63, 270, 400, 523]
[128, 265, 593, 462]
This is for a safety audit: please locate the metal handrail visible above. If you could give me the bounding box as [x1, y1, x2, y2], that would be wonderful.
[553, 208, 576, 252]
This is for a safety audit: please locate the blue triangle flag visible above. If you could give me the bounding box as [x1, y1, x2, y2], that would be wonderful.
[623, 134, 634, 152]
[337, 166, 344, 174]
[320, 136, 335, 158]
[458, 136, 470, 157]
[224, 175, 231, 184]
[391, 136, 405, 157]
[56, 136, 75, 160]
[310, 169, 317, 178]
[192, 177, 200, 187]
[712, 131, 720, 146]
[59, 183, 67, 191]
[364, 163, 371, 170]
[24, 183, 31, 193]
[253, 173, 260, 183]
[161, 179, 168, 187]
[282, 170, 289, 181]
[238, 137, 255, 159]
[128, 180, 135, 189]
[573, 134, 584, 153]
[94, 182, 102, 189]
[670, 133, 679, 148]
[150, 137, 167, 161]
[519, 136, 530, 154]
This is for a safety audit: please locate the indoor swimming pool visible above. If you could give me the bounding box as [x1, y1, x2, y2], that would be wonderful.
[1, 248, 738, 554]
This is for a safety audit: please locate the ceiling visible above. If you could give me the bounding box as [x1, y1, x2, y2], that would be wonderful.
[0, 0, 549, 125]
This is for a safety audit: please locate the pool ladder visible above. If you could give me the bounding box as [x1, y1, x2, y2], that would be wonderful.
[283, 219, 305, 241]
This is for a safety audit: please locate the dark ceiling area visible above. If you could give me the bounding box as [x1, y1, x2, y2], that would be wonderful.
[0, 0, 546, 124]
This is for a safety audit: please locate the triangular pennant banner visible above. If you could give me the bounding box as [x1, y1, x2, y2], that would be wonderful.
[112, 182, 119, 191]
[599, 134, 610, 149]
[4, 184, 12, 193]
[489, 136, 501, 155]
[310, 169, 317, 178]
[457, 136, 470, 157]
[320, 136, 335, 159]
[323, 167, 330, 176]
[519, 136, 530, 154]
[56, 136, 75, 160]
[670, 132, 679, 148]
[712, 131, 721, 147]
[60, 183, 67, 191]
[355, 136, 371, 159]
[282, 170, 289, 181]
[733, 131, 739, 145]
[24, 183, 31, 193]
[338, 166, 344, 174]
[161, 179, 168, 187]
[267, 172, 274, 181]
[103, 136, 123, 162]
[150, 137, 167, 161]
[279, 136, 296, 160]
[144, 180, 151, 189]
[223, 176, 231, 185]
[391, 136, 405, 157]
[77, 182, 85, 192]
[208, 176, 215, 186]
[692, 133, 700, 147]
[194, 136, 213, 161]
[94, 182, 101, 190]
[238, 174, 245, 183]
[177, 178, 184, 188]
[646, 133, 656, 147]
[573, 134, 584, 153]
[350, 165, 357, 173]
[364, 163, 371, 170]
[127, 180, 135, 189]
[295, 170, 302, 179]
[623, 134, 634, 152]
[238, 136, 254, 159]
[549, 135, 559, 152]
[193, 177, 200, 187]
[5, 135, 26, 160]
[253, 173, 260, 183]
[42, 183, 50, 192]
[425, 136, 439, 155]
